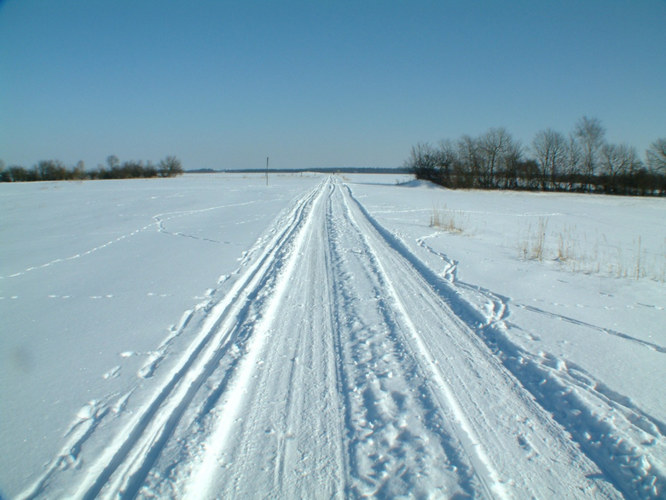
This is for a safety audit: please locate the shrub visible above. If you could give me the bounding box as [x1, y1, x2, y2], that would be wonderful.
[1, 156, 184, 182]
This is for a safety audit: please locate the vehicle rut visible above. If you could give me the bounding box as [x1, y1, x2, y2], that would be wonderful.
[21, 177, 628, 499]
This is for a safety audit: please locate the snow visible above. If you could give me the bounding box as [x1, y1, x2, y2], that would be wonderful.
[1, 173, 664, 498]
[0, 174, 321, 497]
[353, 176, 665, 419]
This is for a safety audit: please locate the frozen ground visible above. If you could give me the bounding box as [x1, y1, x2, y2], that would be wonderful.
[0, 173, 321, 498]
[1, 173, 664, 498]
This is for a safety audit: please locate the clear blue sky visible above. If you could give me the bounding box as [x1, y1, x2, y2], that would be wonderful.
[1, 0, 665, 170]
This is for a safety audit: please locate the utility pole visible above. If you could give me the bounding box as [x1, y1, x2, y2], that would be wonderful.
[266, 156, 269, 186]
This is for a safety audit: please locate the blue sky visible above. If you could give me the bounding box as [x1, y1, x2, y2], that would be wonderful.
[1, 0, 665, 170]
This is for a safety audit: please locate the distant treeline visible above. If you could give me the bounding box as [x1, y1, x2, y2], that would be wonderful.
[0, 155, 183, 182]
[190, 167, 412, 174]
[406, 117, 666, 196]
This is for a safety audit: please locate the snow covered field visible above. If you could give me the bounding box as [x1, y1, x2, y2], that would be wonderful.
[1, 173, 664, 498]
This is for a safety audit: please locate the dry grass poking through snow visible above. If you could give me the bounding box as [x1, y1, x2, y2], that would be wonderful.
[520, 219, 666, 282]
[425, 195, 664, 283]
[430, 205, 468, 233]
[519, 217, 548, 261]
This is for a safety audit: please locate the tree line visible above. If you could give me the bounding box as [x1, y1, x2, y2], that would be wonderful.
[406, 117, 666, 196]
[0, 155, 183, 182]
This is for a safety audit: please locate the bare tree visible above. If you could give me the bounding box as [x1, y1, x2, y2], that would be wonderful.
[0, 159, 7, 182]
[436, 139, 458, 186]
[563, 134, 582, 188]
[406, 143, 439, 181]
[107, 155, 120, 170]
[574, 116, 605, 188]
[532, 129, 566, 190]
[646, 138, 666, 173]
[500, 137, 523, 189]
[72, 160, 86, 180]
[479, 128, 512, 188]
[405, 121, 663, 196]
[600, 143, 642, 192]
[158, 156, 183, 177]
[37, 160, 67, 181]
[456, 135, 481, 187]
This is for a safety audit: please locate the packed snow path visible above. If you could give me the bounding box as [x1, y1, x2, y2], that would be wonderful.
[20, 177, 662, 499]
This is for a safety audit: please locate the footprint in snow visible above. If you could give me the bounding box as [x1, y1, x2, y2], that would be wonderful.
[103, 365, 121, 380]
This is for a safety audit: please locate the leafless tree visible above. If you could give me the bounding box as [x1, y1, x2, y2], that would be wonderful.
[406, 121, 664, 196]
[405, 142, 440, 181]
[37, 160, 67, 181]
[574, 116, 605, 188]
[456, 135, 481, 187]
[600, 143, 642, 192]
[436, 139, 458, 186]
[564, 134, 582, 179]
[107, 155, 120, 170]
[601, 143, 640, 176]
[479, 128, 512, 188]
[158, 156, 183, 177]
[500, 138, 523, 189]
[646, 138, 666, 173]
[532, 129, 566, 190]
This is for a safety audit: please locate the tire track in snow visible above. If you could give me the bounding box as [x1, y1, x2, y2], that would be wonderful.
[336, 185, 505, 499]
[328, 186, 476, 497]
[17, 181, 326, 499]
[181, 180, 475, 497]
[339, 181, 621, 498]
[183, 178, 342, 499]
[184, 179, 618, 497]
[20, 177, 638, 498]
[102, 185, 325, 499]
[148, 180, 347, 498]
[182, 179, 473, 497]
[415, 227, 666, 498]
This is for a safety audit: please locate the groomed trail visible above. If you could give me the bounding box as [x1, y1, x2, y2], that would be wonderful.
[22, 177, 650, 498]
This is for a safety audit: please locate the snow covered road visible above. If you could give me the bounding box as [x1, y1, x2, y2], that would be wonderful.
[11, 177, 664, 498]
